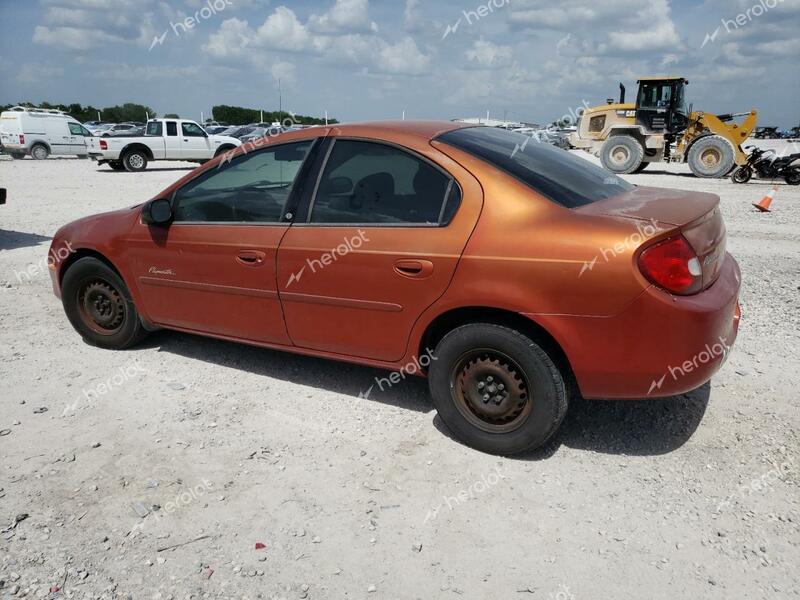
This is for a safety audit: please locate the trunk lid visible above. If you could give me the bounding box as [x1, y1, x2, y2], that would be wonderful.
[576, 185, 727, 290]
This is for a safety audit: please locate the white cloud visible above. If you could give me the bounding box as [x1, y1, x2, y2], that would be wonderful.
[374, 37, 430, 75]
[256, 6, 315, 51]
[309, 0, 377, 34]
[203, 17, 255, 58]
[465, 38, 514, 68]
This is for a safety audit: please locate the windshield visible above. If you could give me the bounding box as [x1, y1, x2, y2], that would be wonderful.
[437, 127, 634, 208]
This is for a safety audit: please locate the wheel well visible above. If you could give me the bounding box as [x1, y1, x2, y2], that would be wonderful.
[58, 248, 123, 285]
[214, 144, 236, 157]
[606, 128, 646, 145]
[122, 144, 154, 160]
[30, 141, 50, 152]
[418, 307, 575, 385]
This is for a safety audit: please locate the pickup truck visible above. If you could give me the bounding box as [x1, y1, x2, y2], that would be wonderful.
[87, 118, 241, 171]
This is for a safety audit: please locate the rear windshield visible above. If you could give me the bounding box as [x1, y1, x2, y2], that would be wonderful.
[436, 127, 634, 208]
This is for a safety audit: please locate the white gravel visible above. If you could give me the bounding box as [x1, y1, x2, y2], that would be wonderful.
[0, 151, 798, 599]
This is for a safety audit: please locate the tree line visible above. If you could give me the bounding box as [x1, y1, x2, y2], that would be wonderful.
[0, 101, 336, 126]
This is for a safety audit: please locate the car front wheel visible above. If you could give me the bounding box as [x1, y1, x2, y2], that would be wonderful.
[428, 323, 568, 455]
[61, 257, 147, 349]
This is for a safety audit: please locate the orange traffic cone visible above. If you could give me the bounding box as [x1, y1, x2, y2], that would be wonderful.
[753, 185, 778, 212]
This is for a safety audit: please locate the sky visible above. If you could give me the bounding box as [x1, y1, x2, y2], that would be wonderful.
[0, 0, 798, 127]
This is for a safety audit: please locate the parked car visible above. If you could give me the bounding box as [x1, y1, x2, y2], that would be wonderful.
[513, 127, 571, 149]
[0, 106, 93, 159]
[204, 126, 229, 135]
[95, 123, 140, 137]
[104, 126, 145, 138]
[49, 122, 741, 454]
[86, 118, 241, 171]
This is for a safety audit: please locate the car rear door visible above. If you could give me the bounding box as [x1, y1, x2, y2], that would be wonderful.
[276, 137, 482, 362]
[126, 138, 320, 343]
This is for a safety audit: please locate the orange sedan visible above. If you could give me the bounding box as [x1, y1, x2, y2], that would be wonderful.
[48, 122, 741, 454]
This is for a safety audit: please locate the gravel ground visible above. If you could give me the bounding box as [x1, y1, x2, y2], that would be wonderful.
[0, 148, 798, 600]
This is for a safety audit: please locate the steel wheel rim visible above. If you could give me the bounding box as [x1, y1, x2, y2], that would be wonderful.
[32, 147, 47, 159]
[76, 278, 126, 335]
[610, 145, 630, 165]
[701, 147, 721, 168]
[450, 349, 532, 434]
[128, 154, 144, 169]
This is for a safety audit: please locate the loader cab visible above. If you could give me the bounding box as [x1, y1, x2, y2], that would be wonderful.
[635, 77, 689, 135]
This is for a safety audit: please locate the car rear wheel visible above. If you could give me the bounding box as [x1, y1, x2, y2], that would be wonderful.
[687, 135, 735, 178]
[30, 144, 49, 160]
[122, 150, 148, 172]
[429, 323, 568, 455]
[10, 152, 25, 159]
[600, 135, 644, 174]
[61, 257, 147, 349]
[108, 160, 126, 171]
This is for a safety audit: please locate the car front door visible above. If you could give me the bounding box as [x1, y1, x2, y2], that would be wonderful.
[68, 122, 91, 155]
[180, 122, 212, 159]
[126, 138, 318, 344]
[276, 138, 481, 362]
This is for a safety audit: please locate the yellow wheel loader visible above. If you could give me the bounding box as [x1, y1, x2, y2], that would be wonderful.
[570, 77, 758, 178]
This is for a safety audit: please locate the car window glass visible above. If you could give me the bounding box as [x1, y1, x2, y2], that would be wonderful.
[166, 121, 177, 136]
[310, 140, 451, 224]
[173, 140, 314, 223]
[146, 122, 163, 136]
[182, 122, 205, 137]
[68, 122, 84, 135]
[437, 127, 634, 208]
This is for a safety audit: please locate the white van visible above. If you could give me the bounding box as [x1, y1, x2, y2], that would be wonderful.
[0, 106, 93, 159]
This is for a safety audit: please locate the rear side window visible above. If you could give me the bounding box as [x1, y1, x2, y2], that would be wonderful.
[437, 127, 634, 208]
[310, 140, 453, 225]
[166, 121, 177, 136]
[147, 122, 163, 136]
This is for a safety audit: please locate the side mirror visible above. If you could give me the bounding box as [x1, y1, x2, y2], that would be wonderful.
[142, 198, 173, 225]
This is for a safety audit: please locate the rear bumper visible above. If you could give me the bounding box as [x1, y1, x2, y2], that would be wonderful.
[531, 253, 741, 399]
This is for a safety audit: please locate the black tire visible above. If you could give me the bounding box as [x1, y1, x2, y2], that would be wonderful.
[428, 323, 569, 455]
[10, 152, 25, 160]
[122, 149, 148, 172]
[600, 135, 644, 174]
[633, 162, 650, 173]
[687, 135, 735, 178]
[30, 143, 49, 160]
[61, 257, 147, 350]
[785, 168, 800, 186]
[108, 160, 126, 171]
[731, 166, 752, 184]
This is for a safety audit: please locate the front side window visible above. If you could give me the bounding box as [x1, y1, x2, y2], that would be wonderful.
[68, 122, 90, 136]
[437, 127, 634, 208]
[182, 122, 205, 137]
[310, 140, 452, 224]
[146, 121, 163, 136]
[172, 140, 314, 223]
[166, 121, 178, 136]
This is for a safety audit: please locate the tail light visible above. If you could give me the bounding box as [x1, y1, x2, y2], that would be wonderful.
[638, 235, 702, 295]
[19, 134, 24, 144]
[100, 140, 108, 150]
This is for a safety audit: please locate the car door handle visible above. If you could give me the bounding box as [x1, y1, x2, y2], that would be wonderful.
[236, 250, 266, 266]
[394, 259, 434, 278]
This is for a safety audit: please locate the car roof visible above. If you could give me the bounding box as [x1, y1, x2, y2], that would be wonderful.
[328, 120, 473, 142]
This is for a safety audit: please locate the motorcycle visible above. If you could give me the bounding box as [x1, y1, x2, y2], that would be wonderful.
[731, 145, 800, 185]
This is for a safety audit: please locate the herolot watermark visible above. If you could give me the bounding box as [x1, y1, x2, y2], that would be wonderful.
[424, 466, 508, 522]
[14, 241, 75, 284]
[648, 335, 731, 395]
[716, 455, 795, 512]
[360, 348, 438, 399]
[579, 219, 666, 277]
[150, 0, 233, 51]
[286, 230, 371, 288]
[701, 0, 786, 48]
[62, 359, 148, 416]
[442, 0, 512, 40]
